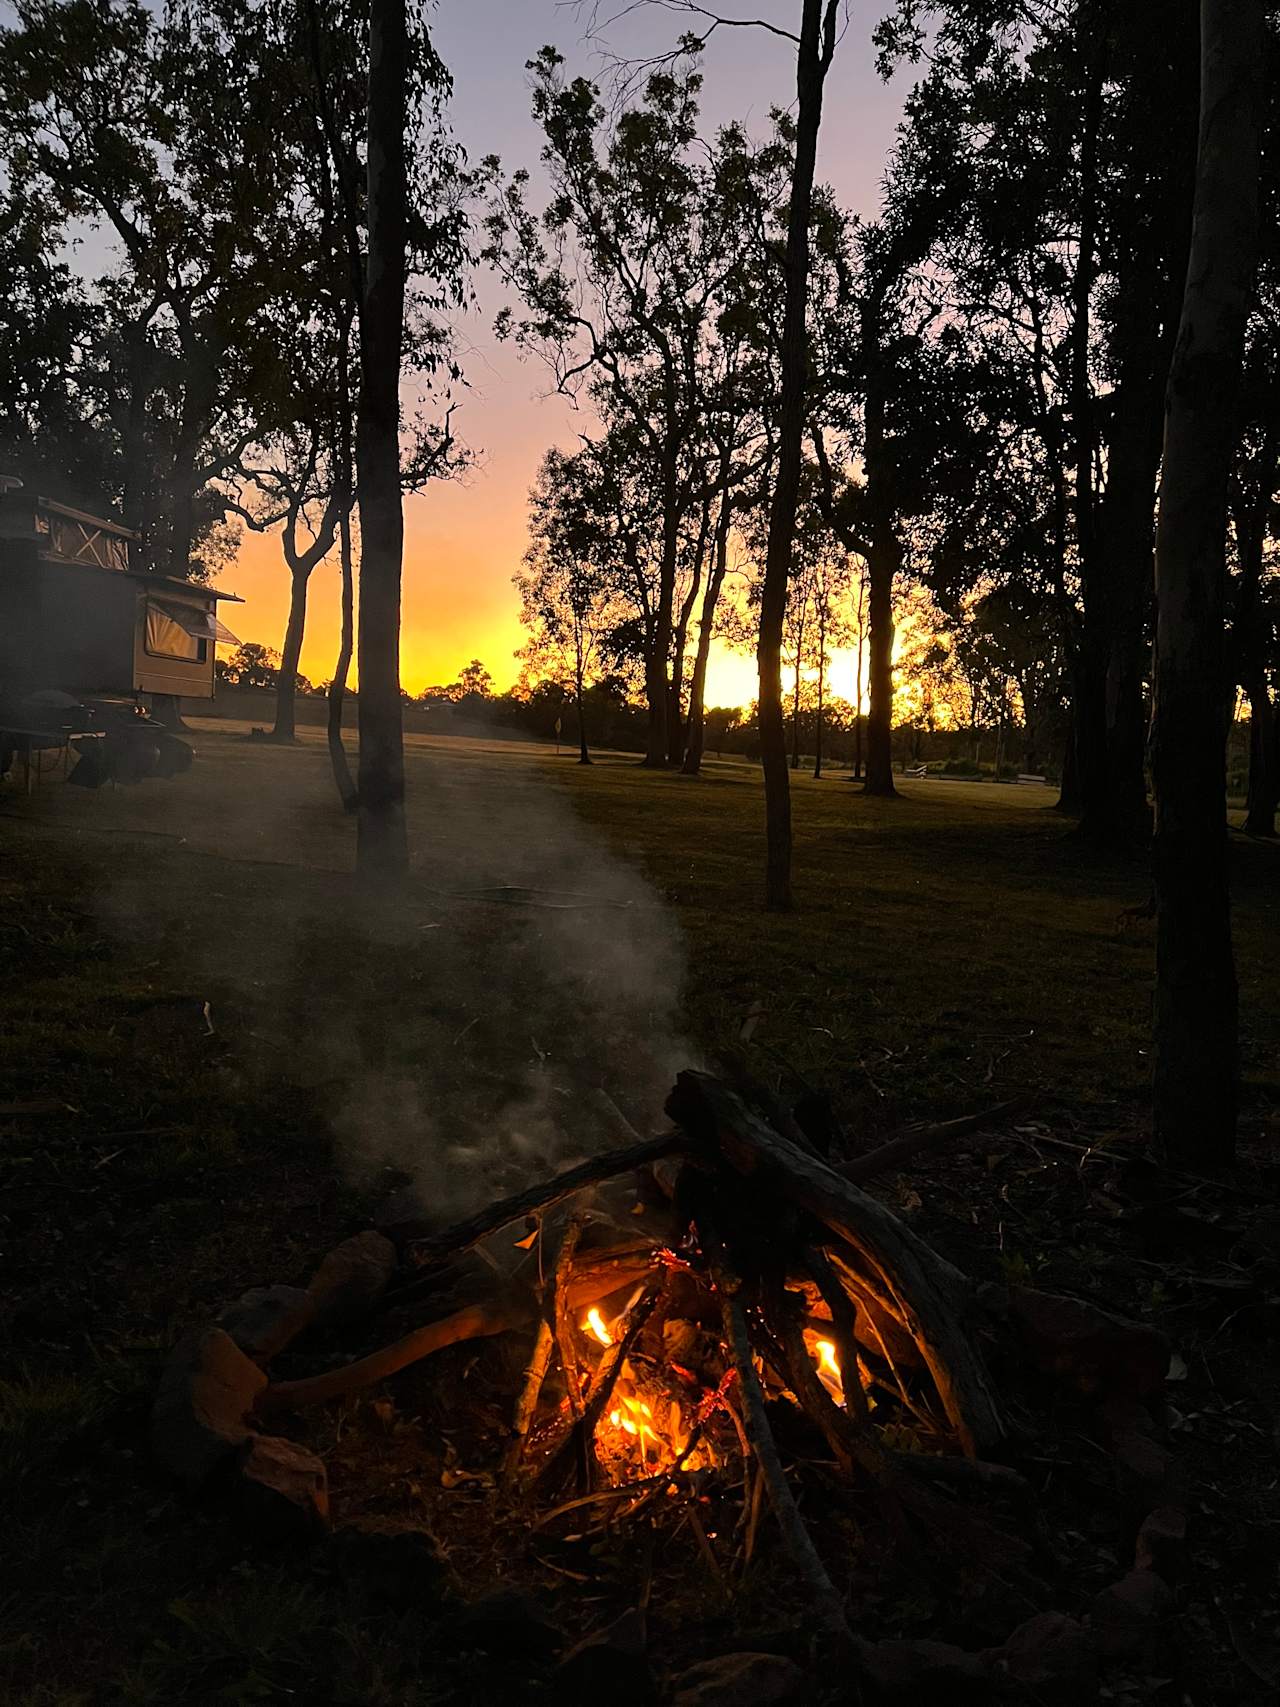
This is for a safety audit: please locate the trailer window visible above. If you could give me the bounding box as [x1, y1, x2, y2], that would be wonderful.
[145, 601, 209, 663]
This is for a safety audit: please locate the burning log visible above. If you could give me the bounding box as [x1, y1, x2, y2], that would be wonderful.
[250, 1068, 1017, 1640]
[667, 1071, 1005, 1455]
[708, 1237, 853, 1646]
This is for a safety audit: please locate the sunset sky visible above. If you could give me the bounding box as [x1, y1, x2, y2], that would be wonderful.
[224, 1, 912, 706]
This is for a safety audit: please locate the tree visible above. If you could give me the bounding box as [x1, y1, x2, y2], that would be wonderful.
[755, 0, 839, 907]
[353, 0, 467, 879]
[878, 0, 1200, 842]
[517, 448, 629, 763]
[485, 49, 781, 770]
[1150, 0, 1264, 1162]
[218, 641, 285, 690]
[355, 0, 412, 880]
[0, 0, 300, 581]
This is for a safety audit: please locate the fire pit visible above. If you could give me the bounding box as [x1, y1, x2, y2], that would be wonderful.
[152, 1071, 1185, 1694]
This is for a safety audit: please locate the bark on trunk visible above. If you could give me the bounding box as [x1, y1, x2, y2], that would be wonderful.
[575, 639, 591, 766]
[790, 625, 804, 772]
[1150, 0, 1262, 1163]
[1069, 14, 1106, 826]
[644, 430, 679, 768]
[327, 317, 358, 814]
[1056, 699, 1082, 813]
[813, 611, 825, 779]
[667, 496, 710, 767]
[1243, 675, 1277, 835]
[1236, 434, 1280, 837]
[756, 0, 837, 907]
[328, 502, 358, 812]
[852, 598, 865, 780]
[273, 569, 309, 743]
[682, 469, 734, 776]
[863, 534, 898, 796]
[355, 0, 410, 881]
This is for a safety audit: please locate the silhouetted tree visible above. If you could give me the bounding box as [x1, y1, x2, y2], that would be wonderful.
[1151, 0, 1264, 1162]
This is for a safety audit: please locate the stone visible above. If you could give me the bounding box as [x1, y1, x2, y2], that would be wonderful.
[1135, 1506, 1187, 1580]
[1091, 1569, 1175, 1661]
[860, 1638, 989, 1702]
[332, 1517, 451, 1610]
[151, 1327, 266, 1487]
[307, 1231, 397, 1328]
[985, 1612, 1098, 1706]
[1009, 1288, 1170, 1398]
[234, 1435, 329, 1539]
[218, 1286, 317, 1363]
[450, 1589, 563, 1660]
[673, 1651, 809, 1707]
[558, 1608, 653, 1705]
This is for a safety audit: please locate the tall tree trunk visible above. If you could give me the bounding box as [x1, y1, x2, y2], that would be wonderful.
[863, 532, 899, 796]
[1056, 689, 1083, 813]
[852, 589, 865, 780]
[644, 426, 679, 768]
[121, 316, 154, 560]
[813, 606, 825, 779]
[328, 315, 358, 813]
[273, 568, 309, 742]
[575, 625, 591, 766]
[1090, 399, 1158, 840]
[328, 502, 358, 811]
[860, 276, 900, 799]
[355, 0, 409, 881]
[756, 0, 837, 907]
[682, 482, 732, 776]
[667, 493, 710, 767]
[1069, 8, 1107, 827]
[1151, 0, 1262, 1163]
[1236, 433, 1280, 837]
[1243, 675, 1277, 836]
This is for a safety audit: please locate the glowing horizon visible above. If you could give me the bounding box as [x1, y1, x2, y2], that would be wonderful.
[225, 518, 881, 714]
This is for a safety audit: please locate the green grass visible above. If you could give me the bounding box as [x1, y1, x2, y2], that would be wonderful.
[0, 724, 1277, 1701]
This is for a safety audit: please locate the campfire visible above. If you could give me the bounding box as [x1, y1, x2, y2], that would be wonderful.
[155, 1068, 1180, 1680]
[243, 1070, 1015, 1642]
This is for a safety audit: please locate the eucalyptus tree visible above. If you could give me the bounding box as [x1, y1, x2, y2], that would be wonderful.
[517, 448, 629, 764]
[1229, 264, 1280, 838]
[0, 186, 108, 501]
[484, 47, 779, 770]
[0, 0, 302, 593]
[810, 208, 995, 800]
[1151, 0, 1265, 1162]
[878, 0, 1199, 843]
[750, 0, 839, 905]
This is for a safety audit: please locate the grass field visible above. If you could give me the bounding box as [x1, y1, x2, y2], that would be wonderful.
[2, 723, 1277, 1702]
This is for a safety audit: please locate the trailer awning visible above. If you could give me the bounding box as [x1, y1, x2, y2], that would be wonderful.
[151, 600, 239, 646]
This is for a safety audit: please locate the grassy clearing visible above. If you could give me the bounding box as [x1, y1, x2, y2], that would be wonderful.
[0, 724, 1277, 1701]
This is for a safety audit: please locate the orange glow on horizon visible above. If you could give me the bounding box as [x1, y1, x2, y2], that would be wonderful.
[223, 491, 894, 715]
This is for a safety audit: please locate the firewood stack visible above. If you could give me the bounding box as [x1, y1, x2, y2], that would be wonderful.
[241, 1070, 1033, 1645]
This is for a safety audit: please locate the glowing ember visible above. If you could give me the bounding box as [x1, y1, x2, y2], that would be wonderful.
[584, 1306, 613, 1347]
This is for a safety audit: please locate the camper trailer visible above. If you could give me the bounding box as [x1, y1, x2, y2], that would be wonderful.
[0, 489, 241, 701]
[0, 483, 242, 787]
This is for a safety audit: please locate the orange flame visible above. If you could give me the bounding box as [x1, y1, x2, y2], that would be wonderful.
[584, 1306, 613, 1347]
[810, 1334, 846, 1407]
